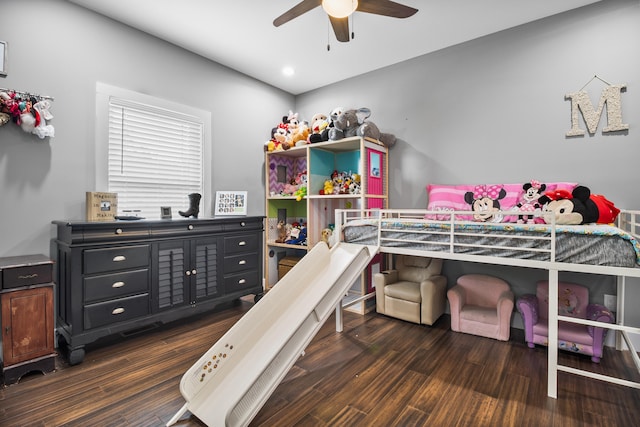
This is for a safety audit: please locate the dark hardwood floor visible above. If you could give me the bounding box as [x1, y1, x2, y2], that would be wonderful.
[1, 298, 639, 427]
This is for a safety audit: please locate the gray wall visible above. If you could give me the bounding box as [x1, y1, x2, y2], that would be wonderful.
[0, 0, 293, 258]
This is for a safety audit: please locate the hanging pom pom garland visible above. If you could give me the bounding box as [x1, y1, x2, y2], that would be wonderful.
[0, 88, 55, 139]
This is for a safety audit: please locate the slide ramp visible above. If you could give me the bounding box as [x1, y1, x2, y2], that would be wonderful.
[167, 242, 376, 427]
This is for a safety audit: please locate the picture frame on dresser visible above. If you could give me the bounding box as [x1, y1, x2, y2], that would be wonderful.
[215, 191, 247, 216]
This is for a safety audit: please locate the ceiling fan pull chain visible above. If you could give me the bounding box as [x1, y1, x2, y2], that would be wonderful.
[351, 12, 355, 39]
[327, 18, 331, 51]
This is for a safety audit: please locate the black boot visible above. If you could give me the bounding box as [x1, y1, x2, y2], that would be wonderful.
[179, 193, 201, 218]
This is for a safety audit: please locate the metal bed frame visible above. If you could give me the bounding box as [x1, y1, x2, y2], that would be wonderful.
[334, 208, 640, 398]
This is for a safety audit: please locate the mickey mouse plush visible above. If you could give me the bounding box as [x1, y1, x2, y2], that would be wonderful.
[538, 185, 620, 225]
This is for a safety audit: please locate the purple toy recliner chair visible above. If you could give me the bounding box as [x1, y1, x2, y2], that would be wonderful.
[516, 280, 615, 363]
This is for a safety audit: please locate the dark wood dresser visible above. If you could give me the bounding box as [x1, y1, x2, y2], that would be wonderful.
[1, 254, 56, 384]
[52, 216, 263, 365]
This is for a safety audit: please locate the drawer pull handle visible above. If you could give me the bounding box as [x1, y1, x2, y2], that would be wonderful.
[113, 255, 126, 262]
[238, 279, 246, 284]
[238, 241, 246, 246]
[238, 260, 246, 265]
[112, 281, 125, 288]
[240, 221, 246, 227]
[18, 273, 39, 279]
[112, 307, 125, 315]
[188, 224, 194, 230]
[186, 270, 191, 276]
[116, 228, 123, 235]
[192, 269, 197, 275]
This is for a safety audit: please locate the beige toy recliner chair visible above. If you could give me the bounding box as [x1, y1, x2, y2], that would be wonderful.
[374, 255, 447, 325]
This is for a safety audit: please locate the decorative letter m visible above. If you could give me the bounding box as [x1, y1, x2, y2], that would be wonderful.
[565, 84, 628, 136]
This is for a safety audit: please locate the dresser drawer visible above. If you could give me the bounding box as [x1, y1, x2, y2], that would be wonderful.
[223, 270, 260, 292]
[83, 293, 149, 329]
[84, 245, 150, 275]
[223, 253, 259, 274]
[224, 234, 259, 255]
[83, 269, 149, 303]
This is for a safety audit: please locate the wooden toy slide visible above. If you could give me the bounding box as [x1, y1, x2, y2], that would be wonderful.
[167, 242, 376, 427]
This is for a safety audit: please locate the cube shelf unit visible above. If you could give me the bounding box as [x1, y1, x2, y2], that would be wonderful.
[264, 136, 388, 313]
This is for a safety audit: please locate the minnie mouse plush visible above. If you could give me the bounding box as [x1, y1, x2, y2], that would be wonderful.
[464, 184, 507, 222]
[516, 180, 546, 224]
[538, 185, 620, 225]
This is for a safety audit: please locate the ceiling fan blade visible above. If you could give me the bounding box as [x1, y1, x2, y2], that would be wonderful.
[329, 16, 350, 42]
[273, 0, 322, 27]
[357, 0, 418, 18]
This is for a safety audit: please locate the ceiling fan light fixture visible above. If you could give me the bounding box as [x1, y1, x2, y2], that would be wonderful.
[322, 0, 358, 19]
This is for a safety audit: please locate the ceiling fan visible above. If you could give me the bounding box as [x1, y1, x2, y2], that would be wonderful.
[273, 0, 418, 43]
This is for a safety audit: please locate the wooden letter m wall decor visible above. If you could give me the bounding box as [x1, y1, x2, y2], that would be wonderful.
[565, 84, 628, 136]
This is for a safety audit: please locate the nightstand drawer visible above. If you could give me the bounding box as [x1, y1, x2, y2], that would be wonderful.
[224, 234, 259, 255]
[84, 269, 149, 303]
[1, 263, 52, 290]
[83, 293, 149, 329]
[223, 253, 258, 274]
[84, 245, 150, 275]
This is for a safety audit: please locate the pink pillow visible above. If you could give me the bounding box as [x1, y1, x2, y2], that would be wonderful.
[426, 183, 521, 222]
[426, 181, 578, 223]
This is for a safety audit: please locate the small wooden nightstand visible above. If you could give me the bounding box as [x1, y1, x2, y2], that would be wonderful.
[1, 254, 56, 385]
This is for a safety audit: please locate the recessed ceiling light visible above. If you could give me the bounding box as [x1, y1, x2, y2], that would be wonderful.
[282, 66, 295, 77]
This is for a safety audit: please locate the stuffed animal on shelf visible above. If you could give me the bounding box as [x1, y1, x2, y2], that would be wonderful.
[516, 180, 546, 224]
[265, 122, 291, 152]
[538, 185, 620, 225]
[320, 178, 334, 195]
[308, 113, 330, 143]
[290, 121, 310, 147]
[327, 107, 344, 141]
[329, 107, 396, 148]
[275, 220, 287, 243]
[285, 223, 307, 245]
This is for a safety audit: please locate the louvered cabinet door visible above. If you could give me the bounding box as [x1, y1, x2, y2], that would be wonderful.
[154, 240, 189, 310]
[192, 237, 221, 302]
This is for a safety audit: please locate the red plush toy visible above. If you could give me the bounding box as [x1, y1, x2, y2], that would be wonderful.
[539, 185, 620, 225]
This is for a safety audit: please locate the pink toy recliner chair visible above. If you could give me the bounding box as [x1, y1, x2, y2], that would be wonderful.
[447, 274, 514, 341]
[516, 280, 615, 363]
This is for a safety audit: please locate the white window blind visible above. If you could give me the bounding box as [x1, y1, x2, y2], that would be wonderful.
[107, 97, 204, 219]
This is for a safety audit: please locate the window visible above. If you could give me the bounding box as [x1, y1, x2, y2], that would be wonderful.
[95, 83, 211, 219]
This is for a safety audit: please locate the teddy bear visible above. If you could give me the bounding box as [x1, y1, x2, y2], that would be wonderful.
[538, 185, 620, 225]
[290, 121, 310, 146]
[516, 180, 546, 224]
[329, 107, 396, 148]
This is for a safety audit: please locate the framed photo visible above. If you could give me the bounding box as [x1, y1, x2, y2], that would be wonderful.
[0, 41, 7, 77]
[160, 206, 172, 219]
[215, 191, 247, 216]
[86, 191, 118, 221]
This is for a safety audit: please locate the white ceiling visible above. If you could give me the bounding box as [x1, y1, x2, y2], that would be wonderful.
[67, 0, 601, 95]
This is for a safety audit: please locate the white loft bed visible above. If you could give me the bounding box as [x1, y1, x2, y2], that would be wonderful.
[334, 208, 640, 398]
